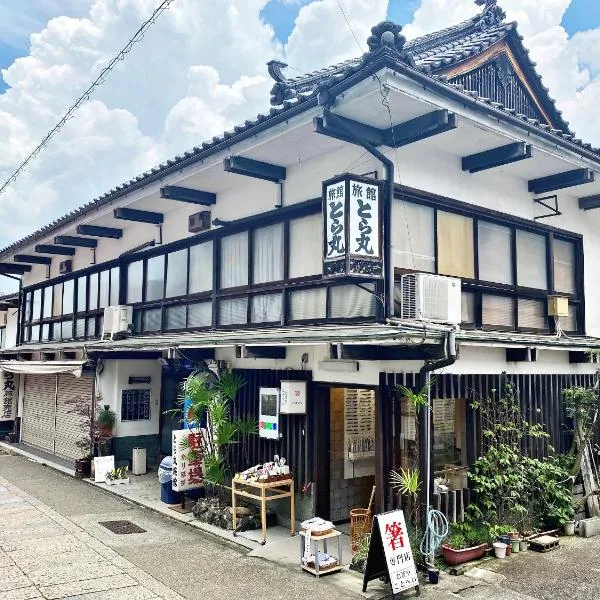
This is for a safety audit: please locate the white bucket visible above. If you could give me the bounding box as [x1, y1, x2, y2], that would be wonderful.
[493, 541, 507, 559]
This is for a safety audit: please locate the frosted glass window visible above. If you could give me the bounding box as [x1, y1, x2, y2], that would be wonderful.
[75, 319, 86, 338]
[189, 241, 213, 294]
[516, 230, 547, 289]
[52, 283, 62, 317]
[42, 287, 52, 319]
[62, 279, 74, 315]
[253, 224, 284, 284]
[188, 302, 212, 328]
[127, 261, 143, 304]
[143, 309, 162, 332]
[563, 304, 578, 332]
[393, 201, 435, 272]
[32, 289, 42, 321]
[461, 292, 475, 325]
[330, 284, 376, 318]
[553, 239, 575, 294]
[251, 294, 282, 323]
[219, 298, 248, 325]
[61, 320, 73, 339]
[89, 272, 99, 310]
[99, 270, 110, 309]
[289, 288, 327, 321]
[289, 214, 322, 278]
[30, 325, 40, 342]
[77, 276, 87, 313]
[165, 306, 186, 330]
[482, 295, 514, 329]
[146, 255, 165, 301]
[109, 267, 120, 306]
[437, 211, 474, 278]
[478, 221, 512, 284]
[220, 233, 248, 289]
[41, 323, 50, 341]
[166, 249, 188, 298]
[518, 298, 547, 330]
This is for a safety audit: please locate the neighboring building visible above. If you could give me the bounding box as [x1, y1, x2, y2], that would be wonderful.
[1, 0, 600, 522]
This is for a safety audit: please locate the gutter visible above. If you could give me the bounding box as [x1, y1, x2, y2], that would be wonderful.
[319, 107, 395, 319]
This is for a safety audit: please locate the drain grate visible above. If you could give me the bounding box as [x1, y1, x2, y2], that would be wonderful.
[99, 520, 146, 535]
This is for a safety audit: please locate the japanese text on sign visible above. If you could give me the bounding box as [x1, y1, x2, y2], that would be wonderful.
[325, 182, 346, 259]
[0, 371, 16, 421]
[172, 428, 205, 492]
[349, 181, 379, 258]
[377, 510, 419, 594]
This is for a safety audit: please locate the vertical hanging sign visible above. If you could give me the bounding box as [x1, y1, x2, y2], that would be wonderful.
[323, 173, 383, 278]
[172, 428, 205, 491]
[0, 371, 16, 421]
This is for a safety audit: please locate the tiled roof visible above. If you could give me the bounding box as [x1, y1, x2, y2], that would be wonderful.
[0, 3, 596, 260]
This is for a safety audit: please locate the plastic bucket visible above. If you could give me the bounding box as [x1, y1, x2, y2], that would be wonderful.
[493, 542, 507, 559]
[160, 481, 182, 504]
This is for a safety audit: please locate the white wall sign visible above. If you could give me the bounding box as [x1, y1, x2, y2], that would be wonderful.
[279, 381, 307, 415]
[0, 371, 16, 421]
[348, 180, 380, 258]
[259, 388, 280, 439]
[377, 510, 419, 594]
[94, 456, 115, 483]
[324, 181, 346, 260]
[172, 428, 205, 492]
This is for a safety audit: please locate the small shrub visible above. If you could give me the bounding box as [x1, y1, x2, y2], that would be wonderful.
[445, 533, 467, 550]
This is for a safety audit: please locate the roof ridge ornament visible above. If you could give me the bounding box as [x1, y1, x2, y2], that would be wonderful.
[364, 21, 416, 67]
[474, 0, 506, 29]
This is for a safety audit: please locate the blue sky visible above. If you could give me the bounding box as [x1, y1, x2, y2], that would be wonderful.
[0, 0, 597, 93]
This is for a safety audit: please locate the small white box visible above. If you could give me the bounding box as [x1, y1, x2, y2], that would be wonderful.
[279, 381, 307, 414]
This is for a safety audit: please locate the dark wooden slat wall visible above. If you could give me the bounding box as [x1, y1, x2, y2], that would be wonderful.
[229, 368, 312, 492]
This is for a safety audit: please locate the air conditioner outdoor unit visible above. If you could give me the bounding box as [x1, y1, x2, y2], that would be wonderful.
[400, 273, 462, 324]
[101, 305, 133, 340]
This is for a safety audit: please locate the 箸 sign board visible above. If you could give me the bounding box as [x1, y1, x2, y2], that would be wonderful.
[362, 509, 419, 596]
[94, 456, 115, 483]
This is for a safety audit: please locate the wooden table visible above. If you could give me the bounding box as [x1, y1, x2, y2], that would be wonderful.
[299, 529, 343, 578]
[231, 478, 295, 545]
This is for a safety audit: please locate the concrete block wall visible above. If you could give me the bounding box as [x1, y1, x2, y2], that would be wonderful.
[329, 387, 374, 522]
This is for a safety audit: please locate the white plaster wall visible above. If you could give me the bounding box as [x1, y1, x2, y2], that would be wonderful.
[98, 359, 161, 438]
[4, 308, 18, 349]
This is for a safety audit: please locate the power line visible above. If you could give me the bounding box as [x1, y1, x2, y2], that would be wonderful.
[0, 0, 176, 197]
[336, 0, 365, 54]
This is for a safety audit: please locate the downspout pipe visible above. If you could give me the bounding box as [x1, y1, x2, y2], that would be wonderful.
[419, 330, 456, 541]
[319, 108, 395, 319]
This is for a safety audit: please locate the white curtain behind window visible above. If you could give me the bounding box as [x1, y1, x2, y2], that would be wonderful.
[251, 294, 282, 323]
[482, 295, 514, 328]
[553, 239, 575, 294]
[220, 233, 248, 289]
[253, 224, 283, 284]
[516, 230, 547, 289]
[189, 242, 213, 293]
[289, 214, 322, 278]
[330, 285, 376, 318]
[478, 221, 512, 284]
[219, 298, 248, 325]
[393, 201, 435, 272]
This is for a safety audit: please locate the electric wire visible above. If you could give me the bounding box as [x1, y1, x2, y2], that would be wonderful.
[0, 0, 176, 197]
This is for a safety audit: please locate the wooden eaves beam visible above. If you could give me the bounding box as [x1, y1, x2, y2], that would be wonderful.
[528, 168, 595, 195]
[35, 244, 76, 256]
[113, 207, 164, 225]
[579, 194, 600, 211]
[160, 186, 216, 206]
[0, 263, 31, 274]
[462, 142, 532, 173]
[14, 254, 51, 265]
[223, 156, 286, 183]
[55, 235, 97, 248]
[77, 224, 123, 239]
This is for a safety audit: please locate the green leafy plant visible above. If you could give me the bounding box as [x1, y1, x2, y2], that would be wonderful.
[390, 468, 420, 499]
[445, 533, 468, 550]
[396, 378, 435, 412]
[450, 521, 489, 547]
[106, 466, 128, 481]
[97, 404, 117, 430]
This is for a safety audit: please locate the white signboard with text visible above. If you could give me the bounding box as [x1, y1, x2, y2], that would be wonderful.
[377, 510, 419, 594]
[348, 180, 380, 258]
[94, 456, 115, 483]
[279, 381, 307, 415]
[0, 371, 17, 421]
[172, 428, 205, 492]
[324, 181, 346, 260]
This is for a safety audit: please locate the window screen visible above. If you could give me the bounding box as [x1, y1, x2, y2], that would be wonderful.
[482, 295, 514, 329]
[478, 221, 512, 284]
[146, 255, 165, 301]
[127, 262, 143, 304]
[553, 239, 575, 294]
[220, 232, 248, 289]
[393, 201, 435, 272]
[289, 213, 322, 278]
[330, 284, 376, 319]
[253, 223, 284, 284]
[437, 211, 474, 278]
[166, 249, 188, 298]
[461, 292, 475, 325]
[219, 298, 248, 325]
[251, 294, 282, 323]
[518, 298, 547, 330]
[516, 230, 547, 289]
[289, 288, 327, 321]
[189, 241, 213, 294]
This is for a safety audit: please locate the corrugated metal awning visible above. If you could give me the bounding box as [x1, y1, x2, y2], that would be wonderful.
[0, 360, 86, 377]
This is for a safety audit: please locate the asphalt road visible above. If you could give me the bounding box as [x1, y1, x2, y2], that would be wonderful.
[0, 453, 598, 600]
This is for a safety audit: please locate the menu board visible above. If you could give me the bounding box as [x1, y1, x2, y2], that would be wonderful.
[121, 389, 151, 421]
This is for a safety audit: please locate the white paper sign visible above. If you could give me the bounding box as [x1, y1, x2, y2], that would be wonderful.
[377, 510, 419, 594]
[279, 381, 306, 415]
[324, 182, 346, 259]
[172, 428, 205, 492]
[94, 456, 115, 483]
[0, 371, 17, 421]
[349, 180, 379, 258]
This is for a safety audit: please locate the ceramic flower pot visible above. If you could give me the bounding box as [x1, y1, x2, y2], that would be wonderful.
[519, 540, 528, 551]
[563, 520, 575, 536]
[441, 544, 487, 566]
[493, 542, 507, 559]
[511, 539, 520, 553]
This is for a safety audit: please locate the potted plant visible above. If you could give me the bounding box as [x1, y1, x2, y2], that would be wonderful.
[75, 453, 94, 478]
[97, 405, 117, 437]
[106, 466, 129, 485]
[441, 523, 488, 566]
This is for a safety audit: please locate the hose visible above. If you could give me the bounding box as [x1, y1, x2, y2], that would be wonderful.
[420, 509, 449, 565]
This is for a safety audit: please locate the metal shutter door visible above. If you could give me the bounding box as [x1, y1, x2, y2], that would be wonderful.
[21, 374, 57, 453]
[55, 373, 94, 460]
